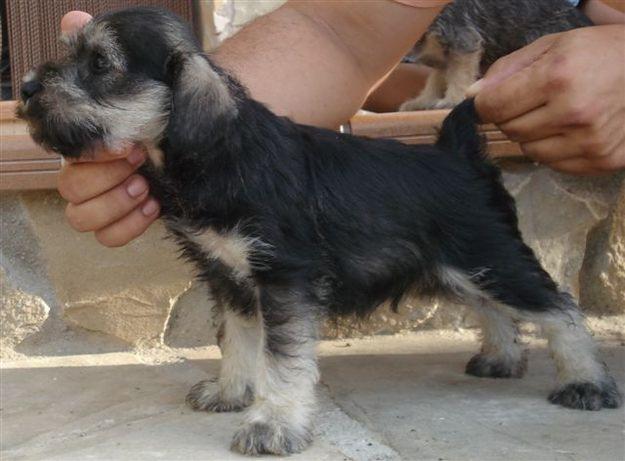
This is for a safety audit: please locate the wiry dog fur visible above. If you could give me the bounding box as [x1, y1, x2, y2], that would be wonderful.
[17, 7, 621, 456]
[401, 0, 592, 110]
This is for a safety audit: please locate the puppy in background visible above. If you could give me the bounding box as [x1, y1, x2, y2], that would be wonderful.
[400, 0, 592, 111]
[17, 7, 621, 456]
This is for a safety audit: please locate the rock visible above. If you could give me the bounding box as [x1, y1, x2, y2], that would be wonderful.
[501, 166, 622, 296]
[0, 268, 49, 355]
[164, 282, 219, 348]
[20, 192, 194, 345]
[580, 179, 625, 314]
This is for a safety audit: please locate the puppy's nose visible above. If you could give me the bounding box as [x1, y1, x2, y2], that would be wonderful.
[20, 80, 43, 102]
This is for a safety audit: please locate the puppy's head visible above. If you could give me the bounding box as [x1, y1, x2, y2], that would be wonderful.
[17, 7, 235, 158]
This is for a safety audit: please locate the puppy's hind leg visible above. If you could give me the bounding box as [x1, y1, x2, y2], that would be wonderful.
[231, 287, 319, 456]
[534, 294, 622, 410]
[447, 241, 622, 410]
[399, 68, 447, 111]
[186, 309, 260, 412]
[466, 302, 527, 379]
[435, 48, 482, 109]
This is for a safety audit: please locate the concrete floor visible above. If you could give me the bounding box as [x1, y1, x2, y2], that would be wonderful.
[2, 331, 624, 461]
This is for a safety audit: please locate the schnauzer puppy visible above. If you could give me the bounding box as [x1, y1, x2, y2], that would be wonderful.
[17, 7, 621, 456]
[400, 0, 592, 111]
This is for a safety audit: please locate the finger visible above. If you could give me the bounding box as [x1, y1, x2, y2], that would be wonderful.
[520, 136, 585, 164]
[467, 34, 557, 97]
[94, 198, 160, 247]
[58, 149, 145, 204]
[475, 65, 551, 124]
[546, 158, 606, 176]
[498, 105, 563, 143]
[60, 11, 92, 34]
[65, 175, 150, 232]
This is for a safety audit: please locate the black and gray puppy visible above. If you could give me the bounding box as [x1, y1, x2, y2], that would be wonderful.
[17, 7, 620, 456]
[401, 0, 592, 110]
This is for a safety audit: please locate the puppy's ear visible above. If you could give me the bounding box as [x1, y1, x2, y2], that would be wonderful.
[165, 52, 236, 149]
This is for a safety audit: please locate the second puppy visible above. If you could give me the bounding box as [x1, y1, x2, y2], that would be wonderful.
[400, 0, 592, 110]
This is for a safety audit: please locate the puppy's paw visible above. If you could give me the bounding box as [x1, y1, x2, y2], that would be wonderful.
[465, 352, 527, 379]
[231, 421, 311, 456]
[399, 96, 438, 112]
[432, 98, 461, 109]
[549, 379, 623, 410]
[185, 380, 253, 412]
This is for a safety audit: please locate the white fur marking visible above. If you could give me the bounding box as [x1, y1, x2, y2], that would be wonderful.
[144, 142, 165, 168]
[439, 266, 486, 299]
[474, 303, 524, 364]
[190, 227, 271, 279]
[539, 309, 605, 384]
[219, 311, 262, 400]
[22, 70, 36, 84]
[245, 314, 318, 439]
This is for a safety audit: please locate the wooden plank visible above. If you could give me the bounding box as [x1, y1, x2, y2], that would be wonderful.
[1, 101, 62, 191]
[0, 135, 55, 161]
[0, 101, 19, 122]
[1, 158, 62, 172]
[343, 110, 522, 157]
[604, 0, 625, 12]
[396, 130, 511, 145]
[0, 170, 59, 190]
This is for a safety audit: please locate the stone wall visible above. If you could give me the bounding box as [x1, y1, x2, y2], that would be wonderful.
[2, 167, 623, 358]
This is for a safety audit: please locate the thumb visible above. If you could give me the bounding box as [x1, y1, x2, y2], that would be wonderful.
[60, 11, 93, 34]
[466, 33, 558, 97]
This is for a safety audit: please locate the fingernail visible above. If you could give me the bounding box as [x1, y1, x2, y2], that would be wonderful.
[466, 79, 484, 97]
[141, 198, 159, 216]
[126, 177, 148, 198]
[127, 148, 145, 166]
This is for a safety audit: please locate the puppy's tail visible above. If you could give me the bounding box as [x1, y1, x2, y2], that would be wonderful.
[437, 98, 519, 224]
[436, 98, 494, 176]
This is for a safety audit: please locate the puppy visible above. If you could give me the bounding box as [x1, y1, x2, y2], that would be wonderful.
[17, 7, 621, 456]
[400, 0, 592, 111]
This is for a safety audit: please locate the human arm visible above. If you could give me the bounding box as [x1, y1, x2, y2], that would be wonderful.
[582, 0, 625, 25]
[58, 1, 444, 246]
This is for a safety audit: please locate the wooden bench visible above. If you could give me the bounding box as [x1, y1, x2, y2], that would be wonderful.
[0, 100, 521, 191]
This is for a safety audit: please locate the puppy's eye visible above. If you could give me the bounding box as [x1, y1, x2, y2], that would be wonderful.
[90, 53, 110, 74]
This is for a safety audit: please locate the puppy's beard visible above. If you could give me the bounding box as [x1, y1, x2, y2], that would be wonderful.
[99, 84, 170, 152]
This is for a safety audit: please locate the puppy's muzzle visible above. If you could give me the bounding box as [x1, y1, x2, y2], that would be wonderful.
[21, 79, 43, 103]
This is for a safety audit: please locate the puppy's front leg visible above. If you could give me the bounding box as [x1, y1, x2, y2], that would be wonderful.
[186, 309, 260, 412]
[231, 287, 319, 456]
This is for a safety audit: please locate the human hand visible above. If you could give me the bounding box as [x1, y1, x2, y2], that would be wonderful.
[468, 25, 625, 175]
[57, 11, 160, 247]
